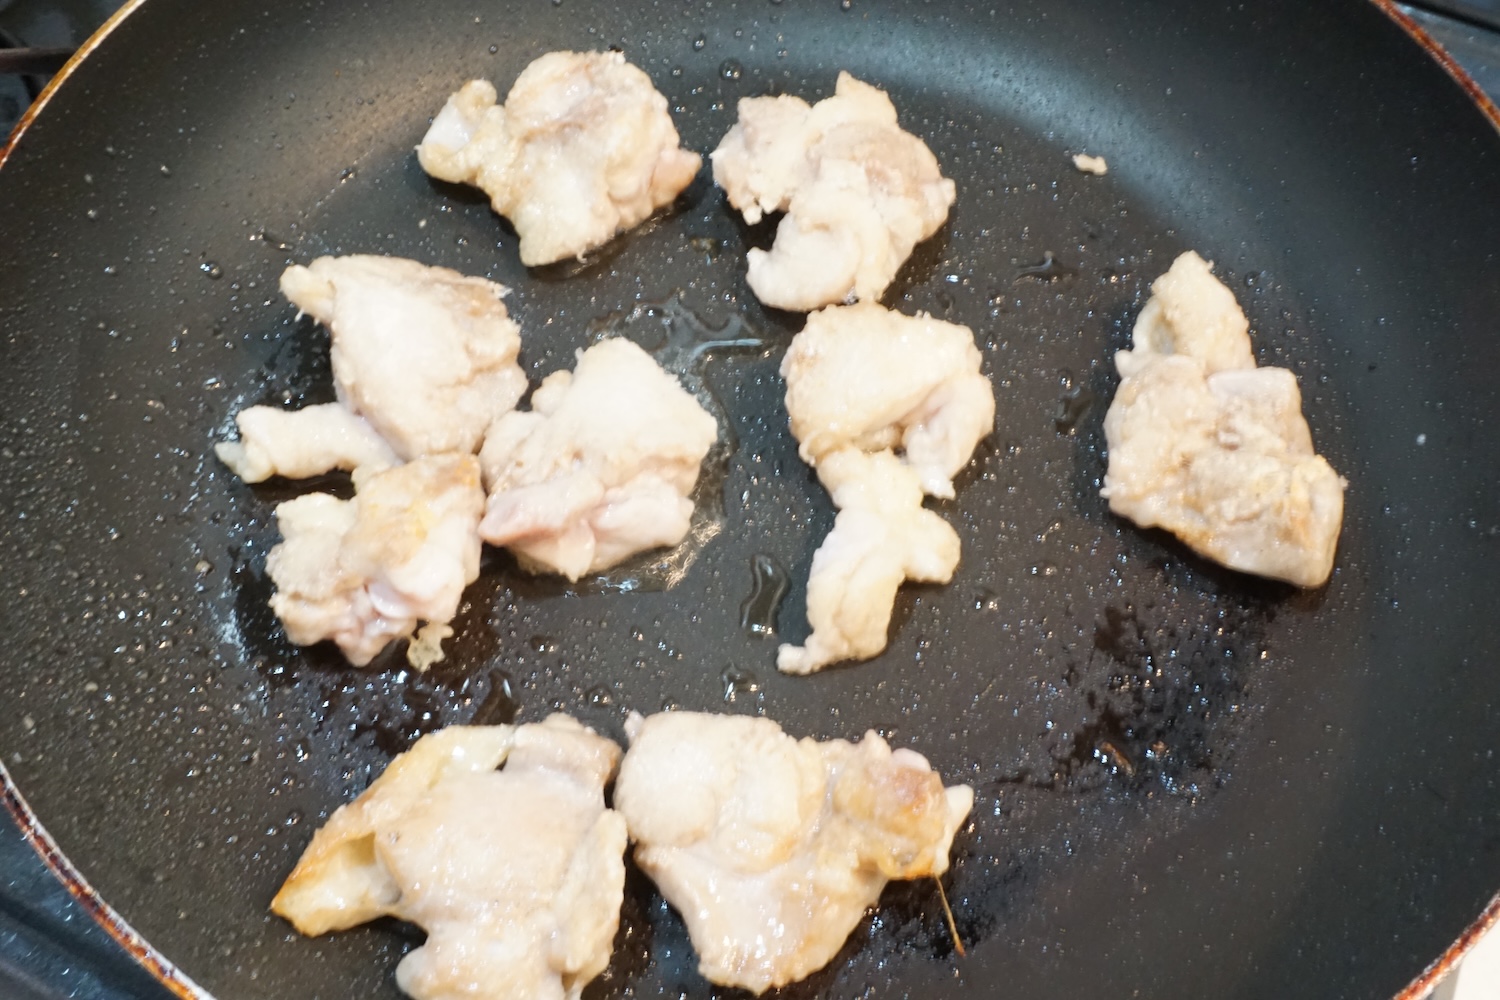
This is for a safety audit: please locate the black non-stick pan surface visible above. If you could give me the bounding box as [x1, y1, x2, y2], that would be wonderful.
[2, 0, 1499, 997]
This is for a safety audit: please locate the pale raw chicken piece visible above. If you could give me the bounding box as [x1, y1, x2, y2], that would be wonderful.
[214, 403, 399, 483]
[777, 449, 960, 674]
[272, 715, 627, 1000]
[614, 711, 973, 995]
[1115, 250, 1256, 379]
[781, 302, 994, 499]
[1102, 355, 1345, 587]
[417, 52, 702, 266]
[711, 72, 956, 311]
[279, 254, 526, 461]
[478, 337, 718, 581]
[266, 454, 485, 667]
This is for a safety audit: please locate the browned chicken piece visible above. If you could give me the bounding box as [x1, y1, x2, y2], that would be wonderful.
[613, 710, 973, 994]
[1114, 249, 1256, 378]
[272, 716, 627, 1000]
[781, 301, 994, 500]
[1102, 251, 1345, 587]
[418, 52, 701, 266]
[215, 402, 398, 483]
[279, 255, 526, 461]
[266, 454, 485, 667]
[478, 337, 718, 581]
[711, 72, 955, 311]
[776, 449, 960, 674]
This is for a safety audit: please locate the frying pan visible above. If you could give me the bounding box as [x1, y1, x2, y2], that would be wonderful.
[3, 0, 1499, 997]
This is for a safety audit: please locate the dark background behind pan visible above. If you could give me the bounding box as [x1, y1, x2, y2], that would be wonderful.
[1, 0, 1499, 998]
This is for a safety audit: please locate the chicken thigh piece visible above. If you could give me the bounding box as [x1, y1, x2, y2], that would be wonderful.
[614, 711, 974, 995]
[781, 302, 994, 499]
[278, 254, 526, 462]
[273, 715, 628, 1000]
[478, 337, 719, 581]
[266, 454, 485, 667]
[214, 403, 399, 483]
[777, 449, 960, 675]
[1101, 356, 1345, 587]
[418, 52, 702, 266]
[711, 72, 956, 311]
[1115, 250, 1256, 379]
[1102, 250, 1345, 587]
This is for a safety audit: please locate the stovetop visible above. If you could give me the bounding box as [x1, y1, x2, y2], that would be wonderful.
[2, 2, 1498, 999]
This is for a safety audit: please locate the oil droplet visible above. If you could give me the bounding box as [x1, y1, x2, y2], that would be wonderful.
[585, 685, 616, 707]
[338, 166, 357, 183]
[1015, 251, 1077, 282]
[739, 554, 789, 637]
[488, 44, 499, 53]
[201, 262, 223, 280]
[719, 59, 744, 81]
[840, 0, 854, 10]
[721, 666, 761, 704]
[471, 670, 519, 726]
[1054, 384, 1095, 434]
[692, 34, 707, 51]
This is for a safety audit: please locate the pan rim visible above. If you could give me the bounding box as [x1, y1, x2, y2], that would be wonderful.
[1360, 9, 1500, 998]
[1371, 0, 1500, 137]
[0, 761, 212, 999]
[0, 0, 146, 165]
[0, 0, 1496, 996]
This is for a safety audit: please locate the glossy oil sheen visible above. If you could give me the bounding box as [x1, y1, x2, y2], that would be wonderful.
[0, 2, 1498, 999]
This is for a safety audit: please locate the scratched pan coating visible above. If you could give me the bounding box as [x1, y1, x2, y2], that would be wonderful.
[1, 1, 1499, 998]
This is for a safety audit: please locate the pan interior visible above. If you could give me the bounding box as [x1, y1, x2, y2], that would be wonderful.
[0, 1, 1498, 999]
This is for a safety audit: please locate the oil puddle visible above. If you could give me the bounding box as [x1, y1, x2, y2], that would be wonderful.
[720, 665, 763, 707]
[1054, 385, 1095, 435]
[739, 552, 789, 637]
[1014, 251, 1078, 282]
[347, 662, 519, 755]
